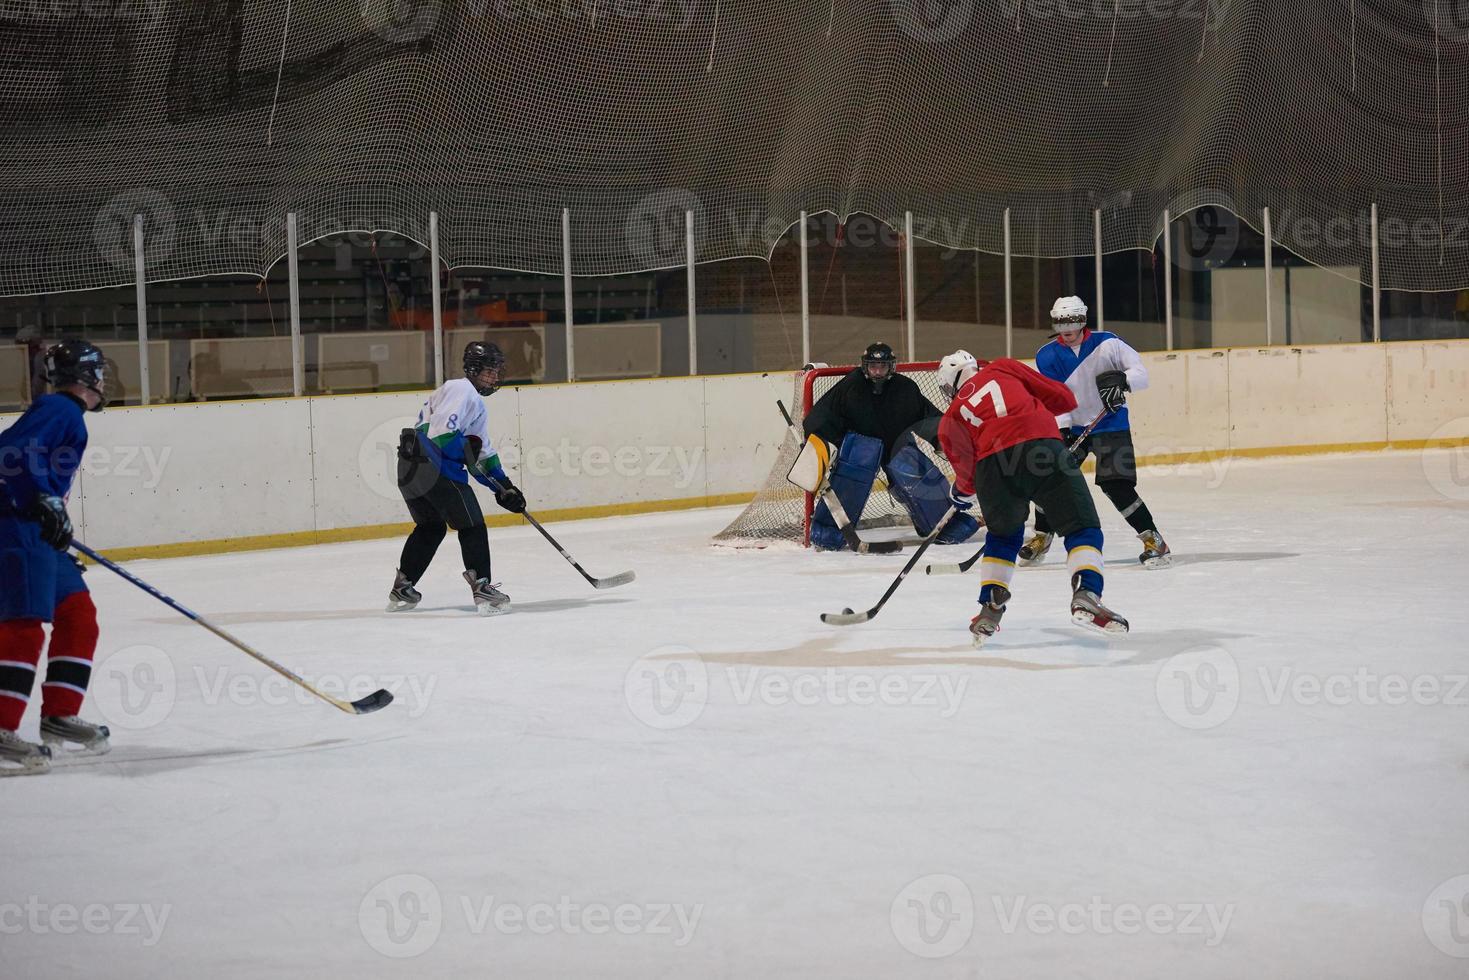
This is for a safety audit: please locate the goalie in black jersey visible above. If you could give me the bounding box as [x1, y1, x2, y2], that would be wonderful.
[799, 343, 981, 550]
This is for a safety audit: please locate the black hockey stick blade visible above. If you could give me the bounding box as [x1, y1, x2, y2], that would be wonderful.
[350, 689, 396, 715]
[821, 507, 957, 626]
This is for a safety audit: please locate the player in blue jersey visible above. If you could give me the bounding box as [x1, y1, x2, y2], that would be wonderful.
[388, 342, 526, 615]
[0, 341, 113, 776]
[1020, 296, 1172, 568]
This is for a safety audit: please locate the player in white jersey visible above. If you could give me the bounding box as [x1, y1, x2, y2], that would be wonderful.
[388, 342, 526, 615]
[1021, 296, 1171, 568]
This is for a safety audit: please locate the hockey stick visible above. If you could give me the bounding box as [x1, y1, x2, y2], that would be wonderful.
[486, 480, 636, 589]
[923, 410, 1107, 576]
[71, 541, 393, 715]
[777, 400, 903, 555]
[821, 507, 957, 626]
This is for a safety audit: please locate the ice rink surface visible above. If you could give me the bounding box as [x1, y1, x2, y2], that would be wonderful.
[3, 449, 1469, 978]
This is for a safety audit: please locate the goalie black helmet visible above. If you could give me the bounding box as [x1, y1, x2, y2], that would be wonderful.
[463, 341, 506, 396]
[860, 342, 897, 393]
[44, 339, 108, 411]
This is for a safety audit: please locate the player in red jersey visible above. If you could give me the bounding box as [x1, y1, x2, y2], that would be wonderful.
[935, 351, 1129, 647]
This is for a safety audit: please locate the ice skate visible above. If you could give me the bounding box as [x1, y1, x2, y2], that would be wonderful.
[40, 715, 111, 756]
[386, 569, 422, 612]
[968, 586, 1010, 649]
[463, 571, 511, 615]
[0, 729, 52, 776]
[1138, 530, 1172, 569]
[1018, 531, 1054, 566]
[1070, 577, 1129, 636]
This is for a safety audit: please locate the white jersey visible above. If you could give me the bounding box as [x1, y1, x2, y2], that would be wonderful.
[415, 378, 501, 483]
[1035, 331, 1149, 433]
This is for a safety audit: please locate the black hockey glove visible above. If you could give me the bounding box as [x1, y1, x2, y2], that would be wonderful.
[494, 481, 527, 514]
[29, 494, 73, 551]
[1097, 370, 1129, 414]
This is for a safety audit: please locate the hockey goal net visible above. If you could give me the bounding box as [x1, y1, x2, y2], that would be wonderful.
[712, 362, 955, 548]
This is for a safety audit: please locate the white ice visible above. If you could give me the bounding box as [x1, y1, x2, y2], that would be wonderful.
[3, 450, 1468, 979]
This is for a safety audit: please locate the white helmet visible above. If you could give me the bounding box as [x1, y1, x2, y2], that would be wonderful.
[1050, 295, 1088, 325]
[936, 349, 979, 403]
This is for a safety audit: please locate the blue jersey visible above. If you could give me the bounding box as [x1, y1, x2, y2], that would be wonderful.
[1034, 331, 1149, 435]
[0, 393, 89, 514]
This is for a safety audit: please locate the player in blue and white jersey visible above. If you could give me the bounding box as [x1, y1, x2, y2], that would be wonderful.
[388, 342, 526, 615]
[1021, 296, 1171, 568]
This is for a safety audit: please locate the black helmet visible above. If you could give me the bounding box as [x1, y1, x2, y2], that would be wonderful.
[464, 341, 507, 396]
[45, 339, 108, 411]
[860, 342, 897, 393]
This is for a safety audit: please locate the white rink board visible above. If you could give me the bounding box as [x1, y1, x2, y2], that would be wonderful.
[2, 339, 1469, 551]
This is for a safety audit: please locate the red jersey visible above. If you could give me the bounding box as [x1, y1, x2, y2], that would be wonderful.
[937, 358, 1079, 495]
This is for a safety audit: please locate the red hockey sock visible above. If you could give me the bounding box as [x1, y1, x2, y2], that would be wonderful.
[40, 592, 99, 720]
[0, 619, 46, 732]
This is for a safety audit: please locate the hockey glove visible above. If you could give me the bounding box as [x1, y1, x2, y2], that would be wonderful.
[494, 481, 527, 514]
[1097, 370, 1129, 414]
[29, 494, 73, 551]
[949, 485, 978, 512]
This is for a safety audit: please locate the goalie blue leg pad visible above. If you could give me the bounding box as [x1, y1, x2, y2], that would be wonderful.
[884, 444, 980, 544]
[809, 433, 883, 551]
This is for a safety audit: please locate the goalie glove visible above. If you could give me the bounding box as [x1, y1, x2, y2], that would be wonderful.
[786, 434, 833, 495]
[1097, 370, 1129, 414]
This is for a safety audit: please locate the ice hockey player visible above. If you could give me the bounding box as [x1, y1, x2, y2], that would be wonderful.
[799, 342, 980, 550]
[935, 349, 1129, 647]
[1020, 296, 1170, 568]
[0, 341, 113, 775]
[389, 341, 525, 615]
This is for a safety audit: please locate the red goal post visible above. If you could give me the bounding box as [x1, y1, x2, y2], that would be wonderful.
[712, 361, 953, 548]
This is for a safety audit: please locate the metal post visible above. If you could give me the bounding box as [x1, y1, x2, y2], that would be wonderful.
[429, 212, 444, 387]
[1262, 206, 1274, 346]
[1371, 203, 1382, 342]
[286, 212, 303, 397]
[904, 210, 917, 361]
[1093, 208, 1105, 329]
[1003, 208, 1013, 358]
[562, 207, 575, 381]
[799, 211, 811, 366]
[1162, 209, 1174, 351]
[133, 215, 150, 405]
[686, 209, 697, 375]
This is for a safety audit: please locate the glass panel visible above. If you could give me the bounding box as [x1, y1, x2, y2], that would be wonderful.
[0, 283, 151, 409]
[695, 225, 804, 375]
[444, 269, 564, 387]
[300, 232, 431, 396]
[913, 243, 1007, 363]
[807, 213, 905, 367]
[1170, 207, 1267, 350]
[1010, 253, 1091, 361]
[1101, 249, 1168, 352]
[1267, 243, 1370, 345]
[147, 268, 292, 403]
[566, 269, 684, 380]
[1380, 290, 1469, 341]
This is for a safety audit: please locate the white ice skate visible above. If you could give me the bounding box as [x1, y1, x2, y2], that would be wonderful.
[463, 571, 511, 616]
[1019, 531, 1054, 566]
[1138, 530, 1172, 569]
[40, 715, 111, 757]
[0, 729, 52, 776]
